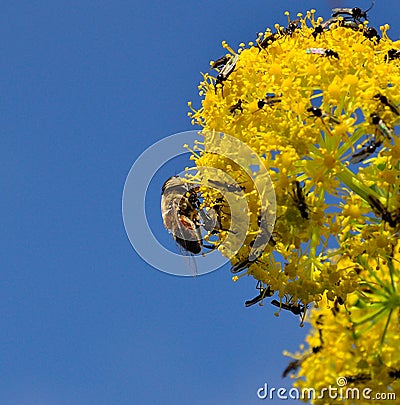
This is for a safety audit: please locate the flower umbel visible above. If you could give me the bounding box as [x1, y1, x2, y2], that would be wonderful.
[186, 7, 400, 402]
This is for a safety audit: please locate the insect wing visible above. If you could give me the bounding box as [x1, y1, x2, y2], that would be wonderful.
[306, 48, 325, 55]
[331, 7, 353, 17]
[219, 54, 238, 78]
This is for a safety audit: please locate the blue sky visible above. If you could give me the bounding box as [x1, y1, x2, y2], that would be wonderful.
[2, 1, 399, 404]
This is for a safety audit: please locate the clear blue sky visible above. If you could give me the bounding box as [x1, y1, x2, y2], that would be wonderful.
[1, 1, 399, 404]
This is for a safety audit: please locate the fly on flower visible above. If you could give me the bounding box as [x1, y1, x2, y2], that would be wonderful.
[385, 48, 400, 62]
[210, 55, 231, 70]
[350, 137, 382, 164]
[215, 54, 238, 95]
[367, 195, 399, 228]
[289, 181, 309, 220]
[207, 179, 245, 193]
[307, 106, 340, 124]
[331, 2, 374, 22]
[363, 26, 381, 43]
[229, 99, 244, 114]
[257, 93, 282, 110]
[271, 299, 307, 326]
[245, 281, 274, 307]
[306, 48, 339, 59]
[373, 93, 399, 116]
[370, 113, 393, 139]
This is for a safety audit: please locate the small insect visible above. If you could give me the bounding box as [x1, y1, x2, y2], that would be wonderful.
[257, 93, 282, 110]
[210, 55, 231, 70]
[208, 179, 245, 193]
[363, 26, 380, 43]
[282, 346, 322, 378]
[373, 93, 399, 116]
[331, 2, 374, 22]
[258, 32, 280, 50]
[306, 48, 339, 59]
[388, 369, 400, 380]
[367, 195, 398, 228]
[161, 176, 214, 255]
[215, 54, 238, 95]
[258, 19, 299, 50]
[284, 19, 301, 36]
[370, 113, 393, 140]
[307, 106, 340, 124]
[344, 374, 372, 384]
[248, 212, 276, 261]
[271, 299, 305, 316]
[229, 99, 243, 114]
[245, 281, 274, 307]
[350, 137, 382, 164]
[385, 48, 400, 62]
[230, 257, 254, 274]
[290, 181, 309, 220]
[311, 25, 324, 40]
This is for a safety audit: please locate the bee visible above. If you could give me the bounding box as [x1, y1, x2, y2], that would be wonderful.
[245, 281, 274, 307]
[331, 3, 374, 22]
[307, 106, 340, 124]
[258, 19, 300, 51]
[370, 113, 393, 140]
[289, 181, 309, 220]
[306, 48, 339, 59]
[350, 137, 382, 164]
[373, 93, 399, 116]
[215, 54, 238, 95]
[257, 93, 282, 110]
[311, 24, 324, 40]
[385, 48, 400, 62]
[161, 176, 213, 255]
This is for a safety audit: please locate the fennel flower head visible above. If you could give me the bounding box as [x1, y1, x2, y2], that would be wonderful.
[187, 7, 400, 402]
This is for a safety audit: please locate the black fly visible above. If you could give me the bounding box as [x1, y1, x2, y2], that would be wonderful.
[245, 281, 274, 307]
[350, 137, 382, 164]
[215, 54, 238, 95]
[385, 49, 400, 62]
[210, 55, 231, 70]
[331, 2, 374, 22]
[363, 26, 381, 43]
[271, 299, 306, 316]
[373, 93, 399, 116]
[370, 113, 393, 140]
[367, 195, 398, 228]
[307, 106, 340, 124]
[229, 99, 243, 114]
[257, 93, 282, 110]
[290, 181, 309, 220]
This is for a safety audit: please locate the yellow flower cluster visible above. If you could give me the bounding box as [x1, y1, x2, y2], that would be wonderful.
[187, 9, 400, 400]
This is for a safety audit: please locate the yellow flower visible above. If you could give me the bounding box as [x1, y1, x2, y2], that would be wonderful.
[186, 8, 400, 399]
